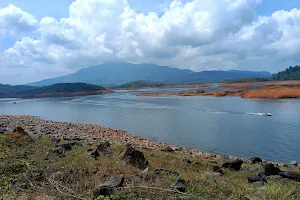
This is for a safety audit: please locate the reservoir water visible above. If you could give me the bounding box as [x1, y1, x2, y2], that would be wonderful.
[1, 87, 300, 162]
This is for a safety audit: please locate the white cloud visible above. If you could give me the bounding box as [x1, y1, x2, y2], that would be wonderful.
[0, 4, 38, 37]
[0, 0, 300, 84]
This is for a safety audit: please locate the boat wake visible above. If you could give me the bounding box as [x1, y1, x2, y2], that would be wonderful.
[197, 109, 271, 116]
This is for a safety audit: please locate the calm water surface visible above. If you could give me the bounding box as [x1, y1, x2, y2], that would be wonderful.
[1, 87, 300, 162]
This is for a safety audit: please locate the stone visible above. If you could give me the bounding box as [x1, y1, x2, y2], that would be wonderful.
[222, 159, 243, 171]
[93, 174, 124, 198]
[209, 160, 218, 164]
[171, 178, 187, 193]
[122, 147, 149, 170]
[279, 171, 300, 182]
[163, 146, 174, 152]
[248, 175, 267, 183]
[253, 181, 266, 187]
[93, 186, 115, 197]
[290, 160, 298, 166]
[56, 142, 72, 151]
[96, 141, 112, 156]
[213, 165, 224, 175]
[51, 138, 60, 143]
[263, 163, 281, 176]
[251, 157, 262, 164]
[52, 147, 65, 157]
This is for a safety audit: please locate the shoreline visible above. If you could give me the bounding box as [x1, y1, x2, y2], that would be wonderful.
[0, 114, 296, 166]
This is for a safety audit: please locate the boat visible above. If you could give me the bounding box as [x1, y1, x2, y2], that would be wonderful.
[12, 102, 16, 104]
[262, 112, 272, 116]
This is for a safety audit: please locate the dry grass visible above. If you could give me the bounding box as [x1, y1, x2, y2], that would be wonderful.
[1, 133, 300, 199]
[242, 87, 300, 99]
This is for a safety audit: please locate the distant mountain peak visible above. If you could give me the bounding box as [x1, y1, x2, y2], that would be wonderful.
[28, 62, 271, 86]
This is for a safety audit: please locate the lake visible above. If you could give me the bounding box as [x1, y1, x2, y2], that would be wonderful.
[1, 87, 300, 162]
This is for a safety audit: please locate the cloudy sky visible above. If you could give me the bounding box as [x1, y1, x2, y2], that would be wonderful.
[1, 0, 300, 84]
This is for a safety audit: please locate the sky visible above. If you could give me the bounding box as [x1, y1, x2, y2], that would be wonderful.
[0, 0, 300, 84]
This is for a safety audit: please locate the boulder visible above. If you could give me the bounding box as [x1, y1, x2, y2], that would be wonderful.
[171, 178, 187, 193]
[51, 138, 61, 143]
[263, 163, 281, 176]
[87, 149, 100, 160]
[222, 159, 243, 171]
[52, 147, 65, 157]
[163, 146, 174, 152]
[122, 148, 149, 170]
[96, 141, 112, 156]
[93, 174, 124, 198]
[56, 142, 72, 151]
[213, 165, 224, 175]
[289, 160, 298, 166]
[253, 181, 266, 187]
[251, 157, 262, 164]
[248, 175, 267, 183]
[279, 171, 300, 182]
[93, 186, 115, 198]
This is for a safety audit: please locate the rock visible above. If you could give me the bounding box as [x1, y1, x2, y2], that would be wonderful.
[289, 160, 298, 166]
[29, 169, 44, 181]
[279, 171, 300, 182]
[51, 138, 61, 143]
[93, 174, 124, 198]
[56, 142, 72, 151]
[267, 175, 282, 180]
[213, 165, 224, 175]
[251, 157, 262, 164]
[171, 178, 187, 193]
[222, 159, 243, 171]
[209, 160, 218, 164]
[0, 128, 5, 133]
[183, 158, 192, 164]
[88, 149, 100, 160]
[263, 163, 281, 176]
[253, 181, 266, 187]
[93, 186, 116, 198]
[52, 147, 65, 157]
[122, 147, 149, 170]
[163, 146, 174, 152]
[96, 141, 112, 156]
[248, 175, 266, 183]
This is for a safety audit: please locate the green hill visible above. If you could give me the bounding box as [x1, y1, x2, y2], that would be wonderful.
[223, 65, 300, 83]
[271, 65, 300, 81]
[115, 80, 165, 88]
[0, 83, 105, 95]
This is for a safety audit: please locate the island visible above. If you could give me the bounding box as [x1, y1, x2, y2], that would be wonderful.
[0, 83, 112, 98]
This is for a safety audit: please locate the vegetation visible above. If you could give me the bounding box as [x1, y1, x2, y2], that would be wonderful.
[115, 80, 165, 89]
[223, 65, 300, 83]
[0, 83, 105, 95]
[1, 129, 300, 199]
[0, 84, 36, 95]
[271, 65, 300, 81]
[223, 77, 270, 83]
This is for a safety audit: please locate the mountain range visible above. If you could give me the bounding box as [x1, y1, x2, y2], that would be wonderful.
[28, 62, 271, 86]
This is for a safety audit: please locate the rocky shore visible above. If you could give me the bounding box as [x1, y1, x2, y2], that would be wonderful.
[1, 115, 300, 199]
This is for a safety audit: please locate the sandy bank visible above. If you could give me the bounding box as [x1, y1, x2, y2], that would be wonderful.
[137, 86, 300, 99]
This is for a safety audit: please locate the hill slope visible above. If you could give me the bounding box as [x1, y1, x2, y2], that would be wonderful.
[28, 62, 271, 86]
[0, 83, 105, 95]
[271, 65, 300, 81]
[115, 80, 165, 89]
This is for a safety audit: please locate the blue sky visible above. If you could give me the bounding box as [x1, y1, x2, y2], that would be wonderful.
[1, 0, 300, 84]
